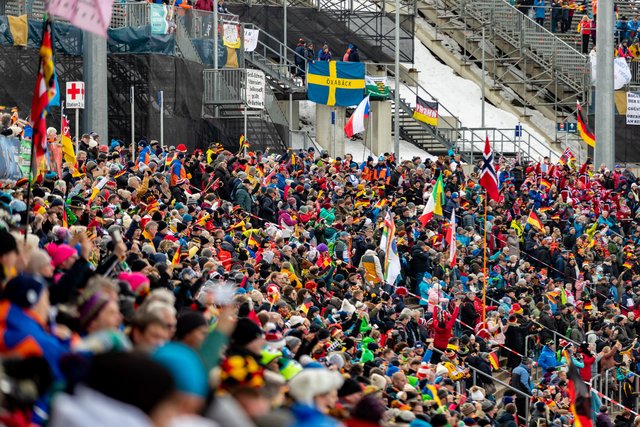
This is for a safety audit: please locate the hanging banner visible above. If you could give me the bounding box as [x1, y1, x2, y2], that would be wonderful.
[413, 96, 439, 126]
[150, 4, 174, 35]
[18, 138, 30, 177]
[365, 75, 390, 100]
[223, 23, 241, 49]
[245, 69, 265, 109]
[591, 57, 632, 89]
[244, 28, 259, 52]
[627, 92, 640, 125]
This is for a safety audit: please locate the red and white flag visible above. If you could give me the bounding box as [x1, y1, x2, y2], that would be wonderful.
[447, 208, 456, 268]
[479, 136, 500, 201]
[46, 0, 114, 37]
[344, 96, 370, 138]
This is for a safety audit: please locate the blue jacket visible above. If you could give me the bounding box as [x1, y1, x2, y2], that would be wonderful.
[537, 345, 559, 372]
[534, 0, 546, 19]
[290, 404, 341, 427]
[512, 364, 534, 392]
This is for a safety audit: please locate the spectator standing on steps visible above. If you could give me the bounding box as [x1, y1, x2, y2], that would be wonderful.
[347, 45, 360, 62]
[294, 39, 307, 79]
[551, 0, 563, 32]
[579, 15, 592, 54]
[534, 0, 546, 27]
[319, 44, 332, 61]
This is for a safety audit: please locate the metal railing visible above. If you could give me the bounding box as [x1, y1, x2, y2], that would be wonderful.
[382, 63, 558, 163]
[430, 345, 531, 424]
[226, 0, 416, 15]
[290, 130, 320, 151]
[264, 84, 289, 128]
[451, 0, 588, 91]
[243, 22, 307, 91]
[203, 69, 246, 104]
[592, 366, 640, 415]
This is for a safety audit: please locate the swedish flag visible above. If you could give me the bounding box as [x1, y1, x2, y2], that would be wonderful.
[307, 61, 365, 107]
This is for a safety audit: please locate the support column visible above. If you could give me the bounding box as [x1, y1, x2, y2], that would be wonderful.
[83, 31, 108, 144]
[370, 100, 392, 156]
[278, 100, 300, 130]
[594, 0, 615, 168]
[315, 104, 345, 158]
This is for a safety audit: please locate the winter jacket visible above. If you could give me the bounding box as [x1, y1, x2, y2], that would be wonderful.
[495, 411, 517, 427]
[537, 345, 559, 372]
[235, 186, 253, 213]
[290, 403, 342, 427]
[512, 363, 533, 394]
[433, 305, 460, 350]
[0, 301, 70, 379]
[359, 249, 384, 284]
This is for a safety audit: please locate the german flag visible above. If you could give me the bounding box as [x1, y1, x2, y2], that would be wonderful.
[539, 206, 552, 213]
[248, 232, 259, 248]
[527, 210, 544, 231]
[413, 96, 439, 126]
[488, 352, 499, 371]
[623, 261, 633, 270]
[567, 359, 593, 427]
[576, 101, 595, 148]
[171, 247, 182, 266]
[355, 200, 371, 209]
[540, 178, 552, 189]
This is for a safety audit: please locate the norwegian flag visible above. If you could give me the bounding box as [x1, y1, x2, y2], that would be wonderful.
[479, 136, 500, 201]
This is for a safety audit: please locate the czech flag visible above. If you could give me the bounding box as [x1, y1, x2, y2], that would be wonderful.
[344, 95, 370, 138]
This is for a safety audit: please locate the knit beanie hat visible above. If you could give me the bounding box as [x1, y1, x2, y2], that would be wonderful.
[78, 292, 111, 330]
[175, 311, 208, 340]
[231, 318, 264, 347]
[338, 378, 362, 398]
[288, 368, 344, 405]
[153, 342, 208, 398]
[0, 231, 18, 256]
[2, 274, 46, 308]
[117, 272, 150, 293]
[46, 243, 77, 268]
[27, 249, 52, 274]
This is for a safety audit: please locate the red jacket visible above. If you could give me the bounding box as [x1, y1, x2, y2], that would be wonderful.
[433, 305, 460, 350]
[194, 0, 214, 11]
[579, 352, 596, 381]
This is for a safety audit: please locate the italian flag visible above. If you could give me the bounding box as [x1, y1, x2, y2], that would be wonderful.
[419, 174, 444, 227]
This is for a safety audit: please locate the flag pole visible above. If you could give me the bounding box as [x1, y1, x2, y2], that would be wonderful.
[482, 190, 488, 323]
[24, 133, 36, 243]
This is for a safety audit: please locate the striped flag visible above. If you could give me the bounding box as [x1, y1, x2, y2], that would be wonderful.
[446, 208, 457, 268]
[526, 210, 544, 231]
[567, 358, 593, 427]
[576, 101, 595, 148]
[488, 352, 499, 370]
[419, 174, 444, 226]
[479, 136, 500, 201]
[379, 211, 401, 286]
[30, 19, 58, 172]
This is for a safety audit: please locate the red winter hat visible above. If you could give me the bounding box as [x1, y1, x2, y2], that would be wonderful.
[176, 144, 187, 153]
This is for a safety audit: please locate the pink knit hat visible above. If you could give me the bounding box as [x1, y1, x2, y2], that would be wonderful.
[46, 243, 77, 268]
[117, 272, 150, 293]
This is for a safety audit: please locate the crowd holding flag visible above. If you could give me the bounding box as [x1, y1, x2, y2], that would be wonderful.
[379, 211, 401, 287]
[419, 174, 444, 226]
[527, 209, 545, 231]
[576, 101, 595, 148]
[344, 95, 370, 138]
[29, 19, 58, 173]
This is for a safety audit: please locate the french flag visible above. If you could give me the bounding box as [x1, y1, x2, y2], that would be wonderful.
[344, 95, 370, 138]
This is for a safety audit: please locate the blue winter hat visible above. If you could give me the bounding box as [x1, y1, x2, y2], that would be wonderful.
[3, 274, 46, 308]
[153, 343, 208, 398]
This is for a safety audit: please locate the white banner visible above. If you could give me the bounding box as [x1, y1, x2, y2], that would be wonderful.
[245, 69, 265, 110]
[591, 57, 633, 90]
[627, 92, 640, 125]
[244, 28, 259, 52]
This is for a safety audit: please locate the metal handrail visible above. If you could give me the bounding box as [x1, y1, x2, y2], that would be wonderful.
[430, 345, 531, 424]
[203, 68, 247, 104]
[383, 63, 558, 163]
[458, 0, 588, 93]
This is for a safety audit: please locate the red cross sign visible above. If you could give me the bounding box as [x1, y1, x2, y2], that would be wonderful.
[65, 81, 85, 109]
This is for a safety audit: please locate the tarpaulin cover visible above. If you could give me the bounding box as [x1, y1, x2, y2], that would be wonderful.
[0, 135, 23, 180]
[192, 38, 227, 67]
[108, 25, 175, 55]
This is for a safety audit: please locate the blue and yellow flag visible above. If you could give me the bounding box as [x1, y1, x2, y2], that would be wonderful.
[307, 61, 365, 107]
